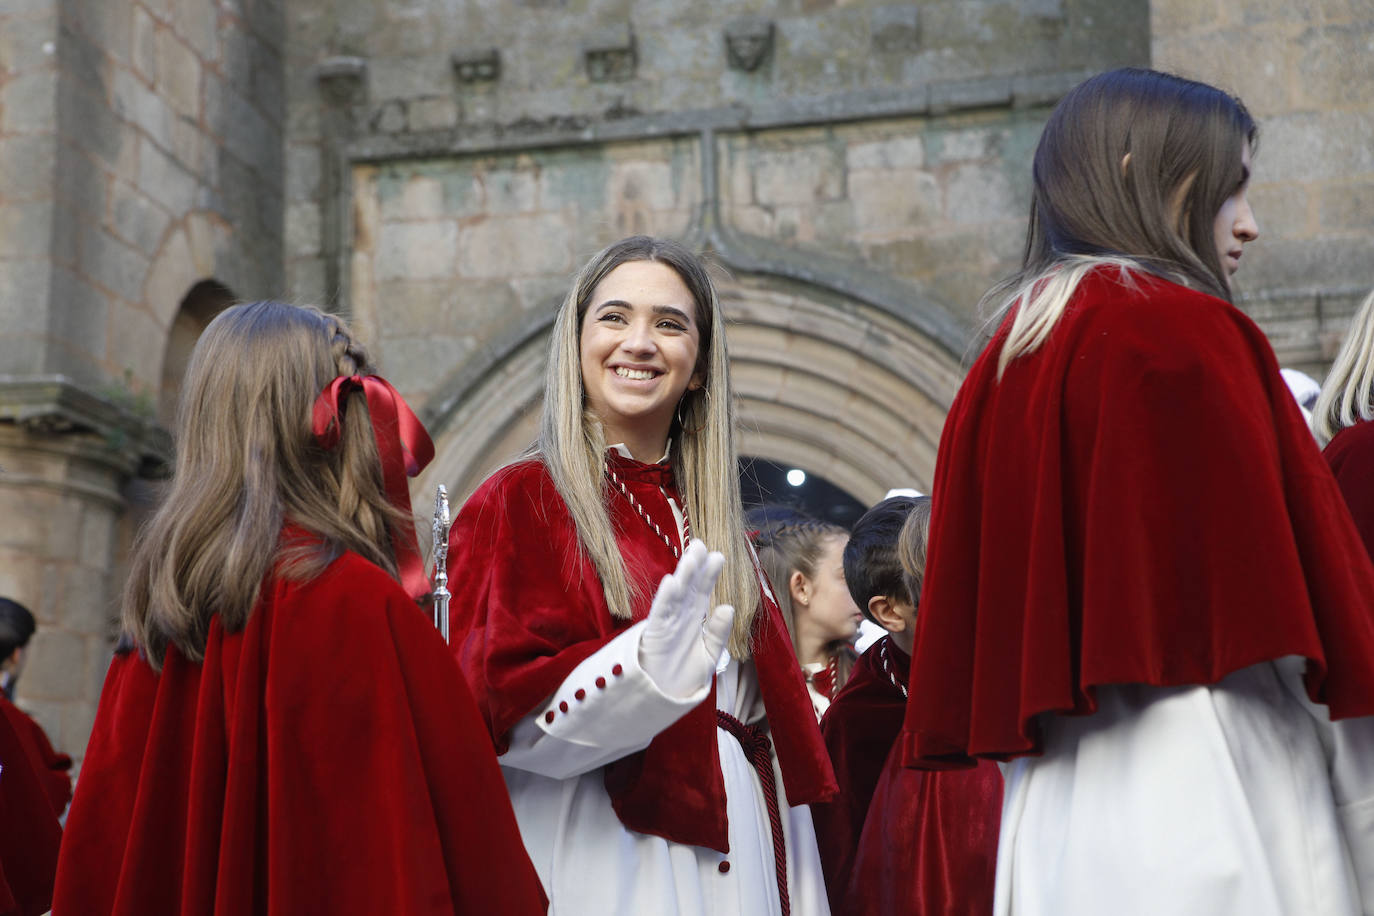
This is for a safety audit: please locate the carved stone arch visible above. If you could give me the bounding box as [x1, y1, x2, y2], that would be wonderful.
[412, 273, 966, 508]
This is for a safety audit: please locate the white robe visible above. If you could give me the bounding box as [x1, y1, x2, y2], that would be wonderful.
[996, 657, 1374, 915]
[501, 621, 831, 915]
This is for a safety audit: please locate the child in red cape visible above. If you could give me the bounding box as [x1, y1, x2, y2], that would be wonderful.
[54, 302, 545, 915]
[813, 496, 1000, 915]
[447, 236, 837, 915]
[900, 68, 1374, 915]
[1315, 288, 1374, 562]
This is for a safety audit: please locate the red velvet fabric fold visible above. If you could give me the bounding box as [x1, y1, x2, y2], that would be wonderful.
[0, 696, 61, 916]
[448, 457, 836, 854]
[813, 638, 911, 910]
[54, 540, 546, 915]
[1324, 419, 1374, 562]
[843, 754, 1002, 915]
[814, 637, 1001, 915]
[902, 269, 1374, 770]
[0, 695, 70, 816]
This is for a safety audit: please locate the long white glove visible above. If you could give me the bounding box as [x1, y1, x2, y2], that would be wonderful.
[638, 540, 736, 699]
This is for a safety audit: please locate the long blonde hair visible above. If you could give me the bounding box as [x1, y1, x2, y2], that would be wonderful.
[992, 68, 1257, 376]
[1313, 288, 1374, 446]
[124, 302, 406, 667]
[537, 236, 759, 657]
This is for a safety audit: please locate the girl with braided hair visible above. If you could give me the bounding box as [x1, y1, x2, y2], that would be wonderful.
[54, 301, 544, 915]
[446, 236, 836, 915]
[749, 511, 863, 720]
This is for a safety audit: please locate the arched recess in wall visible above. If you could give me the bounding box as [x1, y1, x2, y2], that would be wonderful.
[156, 280, 237, 427]
[411, 273, 966, 510]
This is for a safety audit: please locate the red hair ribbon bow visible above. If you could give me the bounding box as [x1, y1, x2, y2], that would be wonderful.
[311, 375, 436, 601]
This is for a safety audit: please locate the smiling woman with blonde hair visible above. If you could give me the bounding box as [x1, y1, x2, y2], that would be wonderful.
[447, 236, 836, 915]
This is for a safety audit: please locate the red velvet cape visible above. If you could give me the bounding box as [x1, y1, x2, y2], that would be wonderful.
[448, 454, 836, 853]
[844, 752, 1001, 915]
[812, 637, 911, 910]
[1324, 419, 1374, 562]
[54, 544, 546, 915]
[901, 269, 1374, 769]
[814, 637, 1001, 915]
[0, 697, 71, 815]
[0, 696, 62, 916]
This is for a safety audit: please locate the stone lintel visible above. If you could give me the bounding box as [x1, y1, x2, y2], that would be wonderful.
[0, 374, 171, 474]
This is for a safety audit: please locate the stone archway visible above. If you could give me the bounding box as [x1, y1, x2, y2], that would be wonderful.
[411, 273, 966, 509]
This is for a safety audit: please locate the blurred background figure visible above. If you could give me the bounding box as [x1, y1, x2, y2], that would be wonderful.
[0, 597, 72, 814]
[751, 509, 864, 720]
[1313, 288, 1374, 560]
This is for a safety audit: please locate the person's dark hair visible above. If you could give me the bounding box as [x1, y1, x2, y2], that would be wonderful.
[1026, 67, 1256, 299]
[0, 598, 36, 661]
[842, 496, 920, 623]
[991, 68, 1258, 376]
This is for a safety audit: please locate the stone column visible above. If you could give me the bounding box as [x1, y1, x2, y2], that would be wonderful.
[0, 377, 167, 767]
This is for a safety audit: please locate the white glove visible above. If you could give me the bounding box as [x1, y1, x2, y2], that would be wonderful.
[638, 541, 736, 699]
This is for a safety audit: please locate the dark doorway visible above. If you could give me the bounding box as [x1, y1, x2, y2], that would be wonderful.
[738, 457, 867, 530]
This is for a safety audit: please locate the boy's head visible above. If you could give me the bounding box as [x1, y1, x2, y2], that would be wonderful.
[843, 496, 930, 652]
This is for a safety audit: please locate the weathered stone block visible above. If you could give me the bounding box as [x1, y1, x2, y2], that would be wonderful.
[847, 134, 925, 170]
[0, 200, 54, 258]
[285, 142, 321, 202]
[408, 95, 459, 131]
[131, 5, 157, 82]
[0, 135, 57, 199]
[154, 28, 202, 120]
[285, 200, 321, 257]
[377, 220, 458, 279]
[847, 168, 941, 235]
[1148, 0, 1222, 37]
[1261, 111, 1374, 183]
[47, 266, 111, 376]
[1, 71, 58, 133]
[112, 67, 174, 154]
[1319, 181, 1374, 232]
[0, 14, 59, 74]
[173, 0, 219, 63]
[752, 146, 845, 206]
[137, 136, 198, 212]
[0, 259, 52, 356]
[80, 224, 150, 306]
[456, 214, 572, 278]
[477, 167, 538, 213]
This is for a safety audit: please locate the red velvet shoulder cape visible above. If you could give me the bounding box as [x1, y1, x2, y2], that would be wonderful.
[812, 636, 910, 912]
[447, 455, 835, 853]
[902, 269, 1374, 769]
[0, 697, 71, 815]
[1324, 419, 1374, 561]
[815, 637, 1001, 915]
[0, 696, 62, 916]
[54, 541, 546, 915]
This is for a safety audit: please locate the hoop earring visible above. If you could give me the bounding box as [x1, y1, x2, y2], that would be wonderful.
[676, 388, 709, 435]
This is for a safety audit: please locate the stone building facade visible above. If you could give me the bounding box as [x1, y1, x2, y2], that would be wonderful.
[1, 0, 1371, 765]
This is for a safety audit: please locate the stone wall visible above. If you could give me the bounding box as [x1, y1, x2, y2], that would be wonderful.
[1153, 0, 1374, 377]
